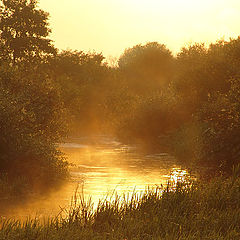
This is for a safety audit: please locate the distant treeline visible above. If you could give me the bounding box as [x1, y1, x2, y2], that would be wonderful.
[0, 0, 240, 198]
[51, 40, 240, 173]
[112, 40, 240, 173]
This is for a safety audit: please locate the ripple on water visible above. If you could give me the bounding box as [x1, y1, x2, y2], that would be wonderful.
[3, 137, 194, 219]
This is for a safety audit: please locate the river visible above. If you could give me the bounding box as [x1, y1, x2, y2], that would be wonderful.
[2, 136, 193, 219]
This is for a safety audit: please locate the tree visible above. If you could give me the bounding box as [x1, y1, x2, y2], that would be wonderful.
[118, 42, 174, 94]
[0, 64, 68, 192]
[196, 78, 240, 170]
[48, 50, 112, 135]
[0, 0, 55, 64]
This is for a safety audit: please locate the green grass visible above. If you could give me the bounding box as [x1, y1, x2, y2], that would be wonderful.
[1, 169, 240, 240]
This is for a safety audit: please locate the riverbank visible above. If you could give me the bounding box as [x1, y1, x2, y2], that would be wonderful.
[1, 167, 240, 240]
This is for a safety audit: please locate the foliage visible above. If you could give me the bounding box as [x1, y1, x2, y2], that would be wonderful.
[118, 42, 174, 94]
[115, 90, 186, 147]
[0, 64, 68, 193]
[113, 38, 240, 170]
[48, 50, 115, 135]
[196, 78, 240, 170]
[0, 0, 68, 197]
[0, 0, 56, 64]
[167, 40, 240, 169]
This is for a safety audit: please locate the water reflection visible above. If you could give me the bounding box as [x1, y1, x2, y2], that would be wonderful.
[62, 136, 193, 208]
[2, 136, 194, 219]
[169, 168, 189, 183]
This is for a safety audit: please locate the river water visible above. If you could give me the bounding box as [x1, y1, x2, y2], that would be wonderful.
[2, 136, 193, 219]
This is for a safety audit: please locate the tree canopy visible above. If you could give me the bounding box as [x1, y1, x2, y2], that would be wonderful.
[118, 42, 174, 94]
[0, 0, 55, 64]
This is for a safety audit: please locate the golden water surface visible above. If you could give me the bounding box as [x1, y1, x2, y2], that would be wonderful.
[2, 136, 191, 219]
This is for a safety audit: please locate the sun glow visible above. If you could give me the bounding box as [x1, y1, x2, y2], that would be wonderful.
[39, 0, 240, 58]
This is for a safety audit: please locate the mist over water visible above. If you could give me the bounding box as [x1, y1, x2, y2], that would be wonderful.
[1, 1, 240, 238]
[1, 136, 192, 220]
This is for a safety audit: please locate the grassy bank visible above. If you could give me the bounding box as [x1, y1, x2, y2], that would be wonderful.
[1, 168, 240, 240]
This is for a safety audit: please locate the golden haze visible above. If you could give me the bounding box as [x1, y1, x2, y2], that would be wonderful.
[39, 0, 240, 58]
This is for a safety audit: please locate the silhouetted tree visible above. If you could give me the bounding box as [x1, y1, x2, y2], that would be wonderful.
[0, 0, 55, 64]
[0, 1, 67, 196]
[48, 50, 112, 135]
[118, 42, 174, 94]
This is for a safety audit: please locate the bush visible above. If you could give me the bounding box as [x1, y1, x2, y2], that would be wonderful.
[0, 64, 68, 196]
[197, 78, 240, 170]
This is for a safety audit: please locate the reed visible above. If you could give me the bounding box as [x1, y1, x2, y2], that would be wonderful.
[1, 172, 240, 239]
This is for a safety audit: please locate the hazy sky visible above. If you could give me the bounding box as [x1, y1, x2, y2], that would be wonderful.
[39, 0, 240, 59]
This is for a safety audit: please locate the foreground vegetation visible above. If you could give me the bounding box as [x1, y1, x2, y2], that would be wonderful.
[1, 169, 240, 240]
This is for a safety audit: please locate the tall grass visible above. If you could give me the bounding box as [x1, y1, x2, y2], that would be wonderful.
[1, 171, 240, 239]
